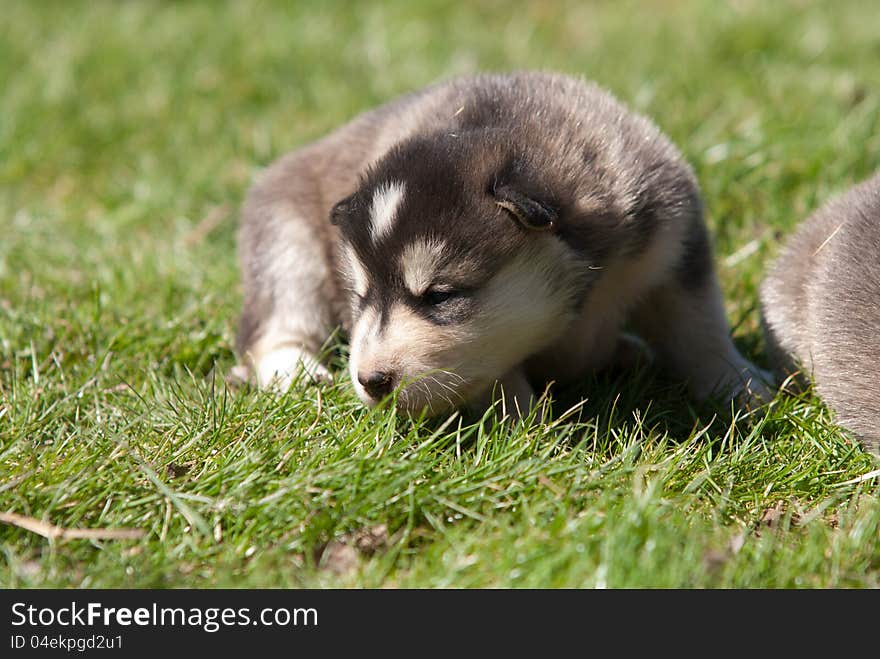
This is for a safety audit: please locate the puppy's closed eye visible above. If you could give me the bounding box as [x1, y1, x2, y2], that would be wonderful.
[421, 288, 458, 306]
[415, 287, 474, 325]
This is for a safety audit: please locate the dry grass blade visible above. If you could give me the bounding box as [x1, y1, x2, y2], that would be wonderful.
[0, 511, 145, 541]
[835, 468, 880, 487]
[183, 204, 230, 246]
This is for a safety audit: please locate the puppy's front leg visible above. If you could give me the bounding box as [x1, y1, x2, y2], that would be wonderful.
[631, 224, 772, 404]
[633, 276, 772, 404]
[236, 154, 338, 392]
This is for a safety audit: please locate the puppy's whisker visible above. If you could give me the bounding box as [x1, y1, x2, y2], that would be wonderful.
[421, 375, 455, 410]
[426, 373, 466, 405]
[435, 369, 466, 383]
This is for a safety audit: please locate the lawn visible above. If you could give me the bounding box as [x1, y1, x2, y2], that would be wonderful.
[1, 0, 879, 588]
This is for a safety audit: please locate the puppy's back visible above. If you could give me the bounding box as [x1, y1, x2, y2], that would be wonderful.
[761, 175, 880, 453]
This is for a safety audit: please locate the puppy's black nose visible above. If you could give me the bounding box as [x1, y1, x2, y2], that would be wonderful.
[358, 370, 395, 399]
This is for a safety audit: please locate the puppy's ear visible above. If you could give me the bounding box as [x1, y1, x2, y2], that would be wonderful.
[329, 194, 357, 226]
[493, 184, 557, 232]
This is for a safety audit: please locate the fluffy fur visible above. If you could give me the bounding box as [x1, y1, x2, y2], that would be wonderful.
[236, 71, 769, 416]
[761, 174, 880, 454]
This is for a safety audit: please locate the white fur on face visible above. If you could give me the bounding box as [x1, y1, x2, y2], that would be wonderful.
[399, 238, 447, 296]
[342, 243, 370, 298]
[369, 181, 405, 243]
[348, 306, 382, 402]
[460, 240, 582, 381]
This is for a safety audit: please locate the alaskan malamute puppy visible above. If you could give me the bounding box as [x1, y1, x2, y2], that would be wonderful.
[236, 71, 768, 416]
[761, 174, 880, 453]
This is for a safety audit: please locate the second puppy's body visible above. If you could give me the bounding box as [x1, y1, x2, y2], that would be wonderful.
[761, 174, 880, 453]
[237, 71, 767, 415]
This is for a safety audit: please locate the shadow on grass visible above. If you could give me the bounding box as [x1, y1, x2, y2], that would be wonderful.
[214, 332, 778, 462]
[400, 356, 773, 463]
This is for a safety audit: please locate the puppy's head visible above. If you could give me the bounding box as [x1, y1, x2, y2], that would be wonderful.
[331, 133, 595, 415]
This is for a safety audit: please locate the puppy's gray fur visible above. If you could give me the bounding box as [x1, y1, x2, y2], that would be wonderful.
[761, 174, 880, 454]
[236, 71, 768, 416]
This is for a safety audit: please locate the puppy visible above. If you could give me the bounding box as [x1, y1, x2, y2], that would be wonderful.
[761, 174, 880, 454]
[236, 71, 768, 417]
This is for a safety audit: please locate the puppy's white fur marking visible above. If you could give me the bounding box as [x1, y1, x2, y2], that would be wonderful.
[348, 306, 382, 401]
[369, 181, 405, 243]
[399, 238, 447, 295]
[468, 240, 582, 378]
[342, 244, 370, 297]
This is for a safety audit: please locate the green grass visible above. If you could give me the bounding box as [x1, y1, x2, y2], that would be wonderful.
[2, 0, 879, 588]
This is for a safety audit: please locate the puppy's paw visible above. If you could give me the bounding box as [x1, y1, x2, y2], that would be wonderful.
[720, 364, 776, 410]
[255, 347, 333, 392]
[737, 366, 776, 408]
[690, 357, 776, 410]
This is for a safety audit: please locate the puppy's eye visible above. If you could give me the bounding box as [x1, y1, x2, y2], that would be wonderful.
[422, 288, 456, 306]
